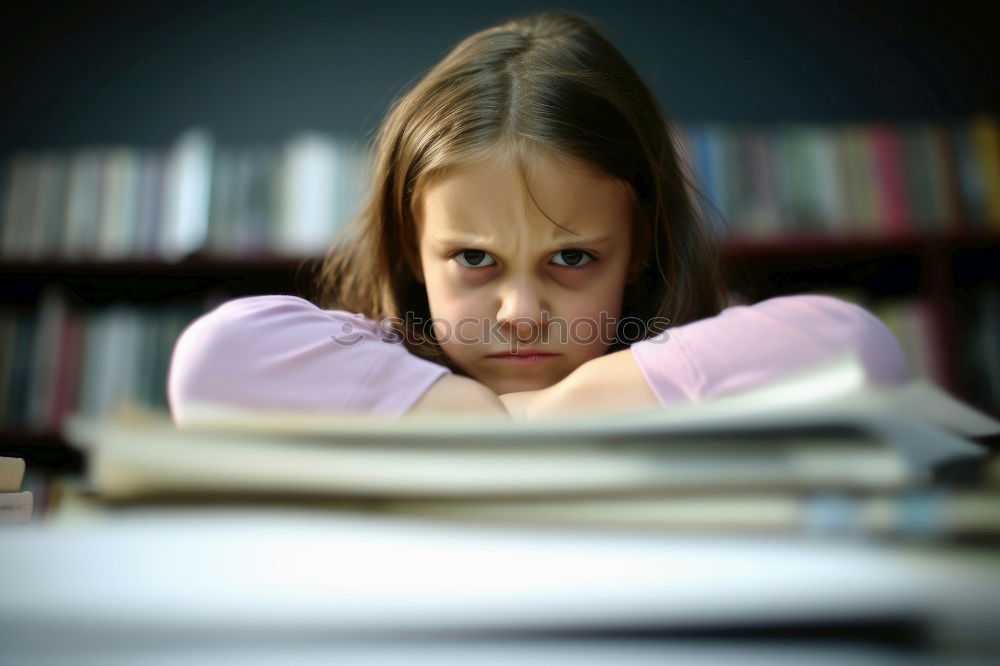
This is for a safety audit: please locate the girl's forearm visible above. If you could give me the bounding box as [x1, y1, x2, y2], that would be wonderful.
[408, 374, 511, 418]
[497, 389, 545, 420]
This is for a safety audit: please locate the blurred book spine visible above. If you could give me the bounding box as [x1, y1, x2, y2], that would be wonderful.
[0, 289, 201, 432]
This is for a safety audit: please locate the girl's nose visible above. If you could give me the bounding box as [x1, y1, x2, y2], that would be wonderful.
[496, 283, 549, 342]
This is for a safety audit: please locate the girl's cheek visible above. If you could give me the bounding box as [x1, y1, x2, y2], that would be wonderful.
[430, 296, 487, 345]
[562, 289, 619, 318]
[427, 276, 474, 312]
[444, 318, 485, 346]
[431, 320, 450, 343]
[439, 292, 483, 319]
[565, 296, 624, 344]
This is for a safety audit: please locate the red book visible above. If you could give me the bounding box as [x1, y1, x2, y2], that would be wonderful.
[50, 309, 83, 430]
[910, 299, 948, 389]
[869, 124, 912, 236]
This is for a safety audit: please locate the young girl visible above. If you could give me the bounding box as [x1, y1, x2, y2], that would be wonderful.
[167, 10, 907, 425]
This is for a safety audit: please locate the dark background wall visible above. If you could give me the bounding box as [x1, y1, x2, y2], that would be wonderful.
[1, 0, 997, 151]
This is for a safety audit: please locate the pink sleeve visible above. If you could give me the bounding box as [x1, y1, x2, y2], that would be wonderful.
[629, 295, 910, 404]
[167, 295, 450, 424]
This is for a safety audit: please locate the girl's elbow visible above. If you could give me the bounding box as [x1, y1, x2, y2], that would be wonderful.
[812, 296, 910, 386]
[166, 309, 248, 426]
[166, 319, 215, 426]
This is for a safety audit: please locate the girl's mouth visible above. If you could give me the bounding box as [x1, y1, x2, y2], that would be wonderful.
[486, 352, 559, 364]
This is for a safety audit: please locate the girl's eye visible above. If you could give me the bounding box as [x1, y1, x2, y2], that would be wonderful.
[551, 249, 594, 270]
[452, 249, 497, 268]
[451, 248, 595, 270]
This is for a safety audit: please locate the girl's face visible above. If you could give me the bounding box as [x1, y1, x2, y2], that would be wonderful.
[414, 152, 634, 395]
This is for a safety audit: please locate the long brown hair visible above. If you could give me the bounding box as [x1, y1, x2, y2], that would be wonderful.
[312, 10, 727, 374]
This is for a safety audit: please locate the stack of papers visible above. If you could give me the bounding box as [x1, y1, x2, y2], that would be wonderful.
[2, 354, 999, 662]
[63, 355, 993, 504]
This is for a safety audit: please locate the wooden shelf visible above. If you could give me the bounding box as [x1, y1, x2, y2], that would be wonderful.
[0, 253, 320, 276]
[0, 252, 325, 305]
[0, 429, 84, 472]
[0, 232, 993, 270]
[0, 233, 996, 302]
[721, 230, 998, 258]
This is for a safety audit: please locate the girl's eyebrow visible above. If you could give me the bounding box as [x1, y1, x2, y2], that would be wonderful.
[433, 233, 613, 246]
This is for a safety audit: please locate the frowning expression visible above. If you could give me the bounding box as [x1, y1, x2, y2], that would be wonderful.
[413, 151, 634, 395]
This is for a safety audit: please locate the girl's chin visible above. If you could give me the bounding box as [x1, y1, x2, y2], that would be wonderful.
[455, 358, 569, 395]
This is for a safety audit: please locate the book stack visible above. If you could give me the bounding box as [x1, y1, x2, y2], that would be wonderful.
[0, 456, 32, 522]
[58, 354, 1000, 539]
[3, 354, 1000, 661]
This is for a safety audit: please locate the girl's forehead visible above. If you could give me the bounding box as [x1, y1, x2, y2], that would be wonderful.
[413, 154, 633, 242]
[449, 148, 602, 180]
[419, 151, 627, 204]
[409, 141, 635, 240]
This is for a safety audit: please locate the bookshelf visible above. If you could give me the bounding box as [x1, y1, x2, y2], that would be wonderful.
[2, 121, 999, 471]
